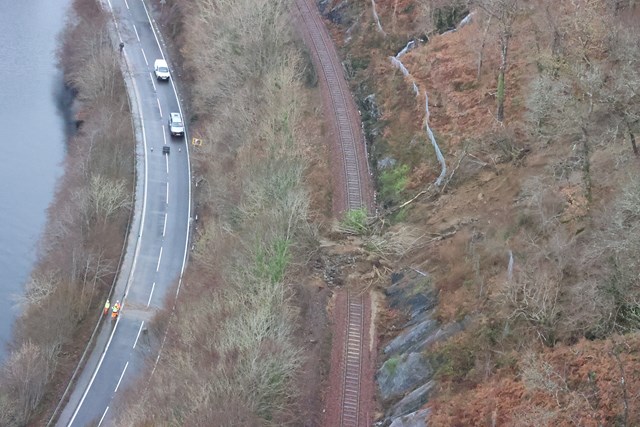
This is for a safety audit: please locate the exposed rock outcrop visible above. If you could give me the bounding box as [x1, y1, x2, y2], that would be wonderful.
[388, 380, 435, 419]
[388, 408, 431, 427]
[377, 268, 467, 425]
[377, 352, 433, 402]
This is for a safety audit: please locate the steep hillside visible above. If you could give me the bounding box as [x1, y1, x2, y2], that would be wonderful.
[318, 0, 640, 425]
[104, 0, 640, 425]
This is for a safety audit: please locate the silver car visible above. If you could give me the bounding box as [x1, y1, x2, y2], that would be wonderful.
[168, 112, 184, 137]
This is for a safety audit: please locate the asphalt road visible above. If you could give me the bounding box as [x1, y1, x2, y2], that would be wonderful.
[54, 0, 191, 425]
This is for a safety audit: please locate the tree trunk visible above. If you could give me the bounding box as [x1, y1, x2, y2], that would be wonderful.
[497, 37, 508, 122]
[581, 126, 592, 202]
[477, 15, 492, 81]
[627, 122, 639, 156]
[629, 131, 639, 156]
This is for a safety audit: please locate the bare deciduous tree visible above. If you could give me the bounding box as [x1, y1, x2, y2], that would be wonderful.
[477, 0, 520, 122]
[0, 342, 55, 426]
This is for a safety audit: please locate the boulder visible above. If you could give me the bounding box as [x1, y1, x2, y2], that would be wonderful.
[389, 408, 431, 427]
[377, 352, 433, 402]
[388, 381, 434, 419]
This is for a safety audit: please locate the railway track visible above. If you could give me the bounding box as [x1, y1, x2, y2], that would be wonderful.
[340, 294, 365, 427]
[294, 1, 372, 425]
[295, 0, 366, 211]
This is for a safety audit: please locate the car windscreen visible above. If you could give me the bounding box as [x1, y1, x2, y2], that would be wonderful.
[158, 67, 169, 72]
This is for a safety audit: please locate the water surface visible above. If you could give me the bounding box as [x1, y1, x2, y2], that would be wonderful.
[0, 0, 70, 360]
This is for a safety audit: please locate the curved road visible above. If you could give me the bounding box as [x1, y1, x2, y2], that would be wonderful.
[53, 0, 190, 425]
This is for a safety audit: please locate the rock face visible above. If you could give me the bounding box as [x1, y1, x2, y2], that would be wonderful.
[377, 268, 467, 425]
[386, 270, 438, 324]
[377, 352, 433, 402]
[388, 408, 431, 427]
[383, 317, 438, 355]
[388, 381, 434, 419]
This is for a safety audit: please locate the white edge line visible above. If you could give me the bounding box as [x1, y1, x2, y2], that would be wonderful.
[133, 321, 145, 349]
[175, 278, 182, 297]
[170, 70, 192, 284]
[97, 406, 109, 427]
[141, 0, 165, 60]
[114, 361, 129, 393]
[67, 317, 121, 426]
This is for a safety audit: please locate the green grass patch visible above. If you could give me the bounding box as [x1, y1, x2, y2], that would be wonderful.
[254, 238, 291, 284]
[379, 163, 410, 206]
[384, 355, 401, 376]
[341, 207, 369, 235]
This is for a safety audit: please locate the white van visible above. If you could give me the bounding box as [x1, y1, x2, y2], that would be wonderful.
[154, 59, 170, 81]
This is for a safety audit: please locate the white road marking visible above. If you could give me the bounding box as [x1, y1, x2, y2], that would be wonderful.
[141, 0, 166, 60]
[67, 316, 121, 426]
[165, 153, 169, 174]
[162, 126, 167, 145]
[114, 361, 129, 393]
[141, 48, 148, 66]
[163, 213, 167, 236]
[124, 0, 129, 9]
[147, 282, 156, 307]
[97, 406, 109, 427]
[156, 247, 163, 272]
[150, 73, 156, 91]
[133, 321, 145, 349]
[106, 0, 112, 12]
[133, 24, 140, 41]
[157, 98, 162, 118]
[166, 182, 169, 204]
